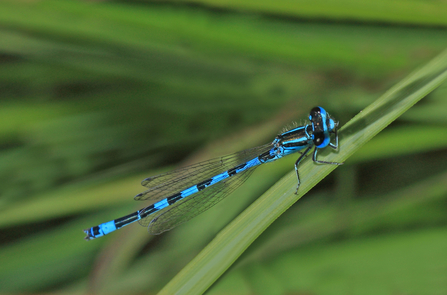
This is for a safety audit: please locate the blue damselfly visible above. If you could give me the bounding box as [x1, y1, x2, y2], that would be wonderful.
[84, 107, 342, 240]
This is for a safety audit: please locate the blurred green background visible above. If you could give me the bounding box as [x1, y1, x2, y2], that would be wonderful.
[1, 0, 447, 294]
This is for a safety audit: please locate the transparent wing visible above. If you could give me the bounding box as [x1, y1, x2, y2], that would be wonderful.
[137, 166, 257, 235]
[134, 143, 273, 203]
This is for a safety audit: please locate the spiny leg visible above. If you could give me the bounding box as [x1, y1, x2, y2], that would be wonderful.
[294, 146, 312, 194]
[329, 128, 339, 149]
[312, 146, 343, 165]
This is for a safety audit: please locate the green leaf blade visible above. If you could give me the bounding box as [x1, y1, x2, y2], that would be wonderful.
[158, 49, 447, 295]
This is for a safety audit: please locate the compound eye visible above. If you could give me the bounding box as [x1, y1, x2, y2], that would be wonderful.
[328, 118, 335, 131]
[313, 132, 325, 146]
[309, 107, 321, 118]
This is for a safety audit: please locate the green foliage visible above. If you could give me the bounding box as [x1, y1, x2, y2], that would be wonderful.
[0, 1, 447, 294]
[158, 50, 447, 295]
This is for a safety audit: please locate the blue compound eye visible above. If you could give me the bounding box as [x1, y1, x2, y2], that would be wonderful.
[314, 132, 330, 148]
[329, 118, 335, 131]
[313, 132, 325, 146]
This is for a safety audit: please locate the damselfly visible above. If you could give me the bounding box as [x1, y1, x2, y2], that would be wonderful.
[84, 106, 342, 240]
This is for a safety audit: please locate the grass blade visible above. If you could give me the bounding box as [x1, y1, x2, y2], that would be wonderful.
[158, 49, 447, 295]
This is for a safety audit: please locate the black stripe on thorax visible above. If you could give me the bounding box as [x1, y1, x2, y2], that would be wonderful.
[283, 141, 308, 148]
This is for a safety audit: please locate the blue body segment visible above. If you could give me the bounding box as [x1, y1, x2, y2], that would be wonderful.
[84, 106, 342, 240]
[154, 199, 169, 210]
